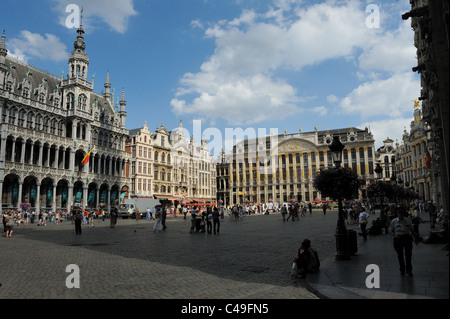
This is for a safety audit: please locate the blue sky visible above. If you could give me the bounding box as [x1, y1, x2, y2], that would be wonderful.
[2, 0, 420, 154]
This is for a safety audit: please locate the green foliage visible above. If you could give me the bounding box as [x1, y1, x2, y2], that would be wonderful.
[313, 167, 362, 200]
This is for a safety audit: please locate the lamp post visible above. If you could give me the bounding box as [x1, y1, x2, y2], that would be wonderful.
[329, 136, 350, 260]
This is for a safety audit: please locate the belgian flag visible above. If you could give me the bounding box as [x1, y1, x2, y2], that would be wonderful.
[425, 146, 431, 169]
[81, 150, 92, 166]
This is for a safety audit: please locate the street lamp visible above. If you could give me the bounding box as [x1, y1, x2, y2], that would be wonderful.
[328, 136, 349, 260]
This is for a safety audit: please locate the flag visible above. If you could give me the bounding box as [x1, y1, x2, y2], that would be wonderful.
[81, 150, 92, 166]
[425, 148, 431, 169]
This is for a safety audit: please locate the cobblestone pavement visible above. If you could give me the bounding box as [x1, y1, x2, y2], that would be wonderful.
[0, 210, 341, 299]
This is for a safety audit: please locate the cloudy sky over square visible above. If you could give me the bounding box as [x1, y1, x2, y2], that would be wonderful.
[2, 0, 420, 152]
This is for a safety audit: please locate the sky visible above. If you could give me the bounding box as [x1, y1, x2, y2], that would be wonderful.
[1, 0, 421, 156]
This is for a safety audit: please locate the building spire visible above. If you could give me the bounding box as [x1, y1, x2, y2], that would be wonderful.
[120, 88, 127, 112]
[0, 30, 7, 57]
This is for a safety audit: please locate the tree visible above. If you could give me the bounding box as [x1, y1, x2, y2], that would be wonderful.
[313, 167, 362, 201]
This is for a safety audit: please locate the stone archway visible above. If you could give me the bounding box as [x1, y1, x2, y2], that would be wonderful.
[2, 174, 21, 209]
[40, 177, 55, 211]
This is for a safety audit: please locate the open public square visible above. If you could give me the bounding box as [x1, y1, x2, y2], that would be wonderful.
[1, 209, 448, 300]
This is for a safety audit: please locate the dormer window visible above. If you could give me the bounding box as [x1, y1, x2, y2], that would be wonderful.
[22, 87, 29, 98]
[38, 93, 46, 104]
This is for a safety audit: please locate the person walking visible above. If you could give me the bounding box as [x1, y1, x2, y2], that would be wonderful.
[281, 205, 287, 222]
[388, 207, 418, 277]
[74, 210, 82, 235]
[308, 202, 312, 215]
[5, 212, 14, 238]
[212, 206, 220, 234]
[322, 203, 327, 215]
[206, 207, 213, 234]
[161, 207, 167, 230]
[359, 208, 370, 241]
[110, 208, 118, 228]
[146, 207, 151, 221]
[153, 206, 163, 232]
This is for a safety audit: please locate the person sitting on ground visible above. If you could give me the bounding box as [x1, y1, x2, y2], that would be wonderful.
[423, 218, 448, 244]
[293, 239, 320, 279]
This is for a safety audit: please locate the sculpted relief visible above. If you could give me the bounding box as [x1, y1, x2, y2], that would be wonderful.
[278, 139, 316, 154]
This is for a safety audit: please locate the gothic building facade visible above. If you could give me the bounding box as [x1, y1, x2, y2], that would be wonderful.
[0, 27, 132, 213]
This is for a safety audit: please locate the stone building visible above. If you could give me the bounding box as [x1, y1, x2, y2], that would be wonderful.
[126, 120, 217, 207]
[219, 126, 376, 205]
[394, 100, 433, 202]
[0, 27, 132, 213]
[375, 138, 397, 181]
[402, 0, 449, 215]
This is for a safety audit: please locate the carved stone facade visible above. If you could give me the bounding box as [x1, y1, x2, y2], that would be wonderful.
[126, 121, 217, 207]
[0, 27, 132, 213]
[219, 127, 376, 205]
[394, 101, 433, 202]
[403, 0, 449, 213]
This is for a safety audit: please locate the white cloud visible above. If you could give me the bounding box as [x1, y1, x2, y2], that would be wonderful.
[172, 73, 300, 125]
[53, 0, 137, 34]
[359, 117, 414, 149]
[8, 31, 68, 62]
[174, 0, 420, 128]
[358, 20, 417, 75]
[312, 106, 328, 116]
[339, 72, 421, 120]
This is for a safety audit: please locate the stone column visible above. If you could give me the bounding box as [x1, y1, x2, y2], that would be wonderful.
[35, 183, 41, 214]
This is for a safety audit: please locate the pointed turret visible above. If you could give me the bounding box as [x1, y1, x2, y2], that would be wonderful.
[68, 25, 89, 80]
[104, 72, 111, 100]
[0, 30, 8, 69]
[119, 88, 127, 129]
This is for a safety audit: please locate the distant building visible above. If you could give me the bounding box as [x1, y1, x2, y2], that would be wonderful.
[126, 120, 217, 207]
[375, 138, 396, 181]
[218, 126, 376, 205]
[394, 100, 433, 202]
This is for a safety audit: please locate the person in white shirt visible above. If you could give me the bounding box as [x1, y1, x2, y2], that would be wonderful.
[389, 207, 417, 277]
[359, 209, 370, 240]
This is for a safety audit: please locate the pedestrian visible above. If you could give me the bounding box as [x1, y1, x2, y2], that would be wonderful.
[190, 207, 197, 233]
[426, 201, 436, 228]
[153, 206, 163, 232]
[183, 206, 187, 220]
[5, 212, 14, 238]
[74, 210, 82, 235]
[322, 203, 327, 215]
[281, 205, 287, 222]
[146, 207, 151, 221]
[388, 206, 418, 277]
[136, 207, 140, 221]
[89, 210, 94, 227]
[110, 208, 118, 228]
[206, 207, 213, 234]
[162, 207, 167, 230]
[308, 202, 312, 215]
[359, 208, 370, 240]
[212, 206, 220, 234]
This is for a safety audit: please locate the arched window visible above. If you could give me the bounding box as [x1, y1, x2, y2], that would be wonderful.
[161, 170, 166, 181]
[66, 93, 75, 109]
[78, 94, 87, 111]
[161, 153, 166, 162]
[154, 151, 158, 162]
[27, 112, 34, 129]
[38, 93, 46, 104]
